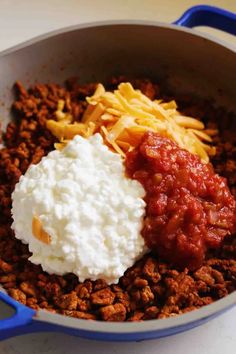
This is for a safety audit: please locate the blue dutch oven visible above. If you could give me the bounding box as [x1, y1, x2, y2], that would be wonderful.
[0, 5, 236, 342]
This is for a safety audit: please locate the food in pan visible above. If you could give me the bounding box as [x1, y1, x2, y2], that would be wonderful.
[0, 78, 235, 321]
[12, 133, 146, 284]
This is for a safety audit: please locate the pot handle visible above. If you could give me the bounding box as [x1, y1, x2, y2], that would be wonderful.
[174, 5, 236, 35]
[0, 290, 35, 340]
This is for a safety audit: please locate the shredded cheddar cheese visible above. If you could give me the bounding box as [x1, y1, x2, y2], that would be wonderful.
[32, 215, 51, 244]
[46, 82, 216, 162]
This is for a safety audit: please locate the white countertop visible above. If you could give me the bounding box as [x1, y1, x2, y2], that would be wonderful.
[0, 0, 236, 353]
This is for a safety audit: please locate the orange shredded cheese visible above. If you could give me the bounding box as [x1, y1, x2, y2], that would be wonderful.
[46, 82, 216, 162]
[32, 215, 51, 244]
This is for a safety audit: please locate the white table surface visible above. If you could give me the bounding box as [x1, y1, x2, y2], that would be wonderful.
[0, 0, 236, 353]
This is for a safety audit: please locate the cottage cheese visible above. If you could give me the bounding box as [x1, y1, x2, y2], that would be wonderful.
[11, 134, 146, 284]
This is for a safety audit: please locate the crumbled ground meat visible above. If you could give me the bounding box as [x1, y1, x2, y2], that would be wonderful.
[0, 78, 235, 321]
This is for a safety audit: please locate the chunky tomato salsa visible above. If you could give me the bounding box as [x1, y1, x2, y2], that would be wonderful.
[125, 132, 236, 270]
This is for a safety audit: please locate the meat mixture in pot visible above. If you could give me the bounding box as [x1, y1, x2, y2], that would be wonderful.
[0, 77, 235, 321]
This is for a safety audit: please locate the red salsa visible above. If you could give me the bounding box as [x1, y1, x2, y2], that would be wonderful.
[125, 132, 236, 270]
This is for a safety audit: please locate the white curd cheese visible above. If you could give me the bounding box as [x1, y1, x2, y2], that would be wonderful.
[11, 134, 146, 284]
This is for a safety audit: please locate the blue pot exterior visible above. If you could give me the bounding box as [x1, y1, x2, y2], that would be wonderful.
[0, 302, 232, 342]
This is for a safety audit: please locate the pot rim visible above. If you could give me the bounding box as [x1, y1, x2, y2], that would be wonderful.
[0, 19, 235, 59]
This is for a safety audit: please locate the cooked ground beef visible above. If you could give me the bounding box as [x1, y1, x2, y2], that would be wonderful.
[0, 78, 235, 321]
